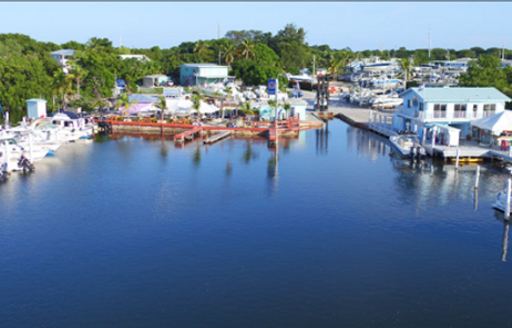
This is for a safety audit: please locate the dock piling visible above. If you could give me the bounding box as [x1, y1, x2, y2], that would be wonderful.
[474, 165, 480, 190]
[506, 178, 512, 219]
[455, 148, 460, 170]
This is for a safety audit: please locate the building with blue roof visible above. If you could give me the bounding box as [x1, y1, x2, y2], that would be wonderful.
[392, 87, 511, 140]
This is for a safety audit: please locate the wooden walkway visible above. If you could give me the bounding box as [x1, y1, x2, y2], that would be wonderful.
[174, 127, 202, 143]
[203, 131, 232, 145]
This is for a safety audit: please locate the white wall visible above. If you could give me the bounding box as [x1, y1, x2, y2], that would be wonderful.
[198, 67, 228, 78]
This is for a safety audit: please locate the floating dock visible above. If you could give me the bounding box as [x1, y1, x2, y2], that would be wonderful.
[203, 131, 232, 145]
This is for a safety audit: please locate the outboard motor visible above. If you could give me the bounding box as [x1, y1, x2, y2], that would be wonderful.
[18, 154, 35, 174]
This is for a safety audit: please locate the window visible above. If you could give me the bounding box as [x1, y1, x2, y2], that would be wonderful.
[483, 104, 496, 117]
[472, 105, 478, 118]
[454, 104, 467, 118]
[419, 103, 424, 111]
[433, 104, 447, 118]
[407, 99, 412, 108]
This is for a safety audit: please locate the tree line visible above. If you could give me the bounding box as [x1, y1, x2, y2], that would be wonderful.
[1, 24, 512, 122]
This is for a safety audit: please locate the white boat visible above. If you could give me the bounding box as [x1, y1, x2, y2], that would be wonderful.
[48, 112, 95, 142]
[389, 134, 426, 157]
[0, 135, 41, 171]
[370, 96, 403, 109]
[5, 125, 61, 156]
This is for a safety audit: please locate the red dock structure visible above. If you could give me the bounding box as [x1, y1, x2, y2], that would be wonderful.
[95, 117, 313, 143]
[173, 127, 202, 143]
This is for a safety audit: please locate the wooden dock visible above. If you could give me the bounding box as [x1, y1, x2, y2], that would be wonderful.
[174, 127, 202, 143]
[203, 131, 232, 145]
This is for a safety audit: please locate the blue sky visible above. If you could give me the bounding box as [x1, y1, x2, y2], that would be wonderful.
[0, 2, 511, 50]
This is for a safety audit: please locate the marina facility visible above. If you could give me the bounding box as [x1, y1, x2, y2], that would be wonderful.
[3, 2, 512, 327]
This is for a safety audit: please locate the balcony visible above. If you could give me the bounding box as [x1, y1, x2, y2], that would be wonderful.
[453, 111, 466, 118]
[433, 111, 447, 119]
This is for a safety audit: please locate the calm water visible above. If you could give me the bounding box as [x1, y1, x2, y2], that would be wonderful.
[2, 120, 512, 327]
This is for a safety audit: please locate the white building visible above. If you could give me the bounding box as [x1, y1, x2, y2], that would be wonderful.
[120, 54, 150, 61]
[180, 64, 229, 86]
[50, 49, 75, 74]
[26, 99, 47, 119]
[392, 87, 510, 139]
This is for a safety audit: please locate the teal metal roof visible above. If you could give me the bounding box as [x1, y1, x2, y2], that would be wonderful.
[404, 87, 511, 103]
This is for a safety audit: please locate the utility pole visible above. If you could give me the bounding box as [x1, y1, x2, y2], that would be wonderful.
[312, 55, 316, 76]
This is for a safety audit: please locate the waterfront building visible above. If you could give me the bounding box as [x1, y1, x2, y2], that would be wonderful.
[392, 87, 510, 142]
[179, 64, 229, 86]
[142, 74, 171, 88]
[50, 49, 75, 74]
[26, 99, 47, 119]
[120, 54, 150, 61]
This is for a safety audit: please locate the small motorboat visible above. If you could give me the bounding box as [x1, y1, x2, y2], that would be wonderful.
[389, 134, 426, 157]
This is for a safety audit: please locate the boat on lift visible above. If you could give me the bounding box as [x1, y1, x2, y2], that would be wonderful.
[389, 134, 426, 157]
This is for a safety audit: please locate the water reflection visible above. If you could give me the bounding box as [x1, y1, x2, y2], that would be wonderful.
[503, 222, 509, 262]
[192, 144, 201, 168]
[267, 141, 279, 194]
[494, 211, 511, 262]
[346, 126, 390, 160]
[225, 161, 233, 177]
[159, 138, 169, 159]
[242, 141, 258, 164]
[315, 122, 329, 155]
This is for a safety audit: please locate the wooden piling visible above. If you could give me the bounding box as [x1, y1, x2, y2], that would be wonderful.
[474, 165, 480, 190]
[455, 148, 460, 170]
[506, 178, 512, 219]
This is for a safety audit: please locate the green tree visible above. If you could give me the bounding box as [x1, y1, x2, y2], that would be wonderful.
[399, 57, 413, 86]
[459, 55, 510, 95]
[192, 92, 202, 116]
[231, 44, 283, 86]
[270, 24, 310, 73]
[156, 95, 166, 121]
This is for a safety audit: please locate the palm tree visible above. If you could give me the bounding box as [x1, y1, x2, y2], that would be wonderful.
[283, 102, 291, 119]
[240, 101, 252, 114]
[222, 44, 236, 66]
[191, 93, 202, 117]
[224, 87, 233, 118]
[69, 61, 84, 97]
[399, 57, 413, 88]
[52, 70, 66, 111]
[117, 93, 131, 116]
[194, 41, 211, 62]
[327, 50, 354, 80]
[156, 95, 167, 121]
[268, 99, 278, 121]
[238, 39, 255, 60]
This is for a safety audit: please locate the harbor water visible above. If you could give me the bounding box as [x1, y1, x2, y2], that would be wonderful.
[1, 120, 512, 327]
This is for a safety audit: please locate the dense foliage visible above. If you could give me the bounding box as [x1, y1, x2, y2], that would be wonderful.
[2, 25, 512, 122]
[459, 55, 512, 96]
